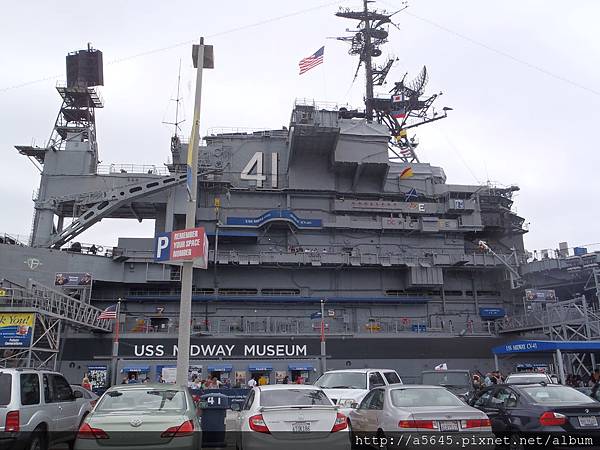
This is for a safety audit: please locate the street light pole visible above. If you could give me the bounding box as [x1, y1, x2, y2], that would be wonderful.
[175, 38, 208, 386]
[320, 299, 327, 375]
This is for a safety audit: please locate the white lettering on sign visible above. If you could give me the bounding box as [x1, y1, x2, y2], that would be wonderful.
[244, 344, 307, 357]
[173, 230, 199, 240]
[132, 343, 308, 358]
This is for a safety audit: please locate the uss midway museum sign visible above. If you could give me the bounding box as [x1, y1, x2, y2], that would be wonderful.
[122, 340, 315, 358]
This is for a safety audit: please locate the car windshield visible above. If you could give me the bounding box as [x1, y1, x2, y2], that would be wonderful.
[391, 388, 465, 407]
[506, 375, 547, 384]
[522, 386, 596, 404]
[96, 389, 187, 412]
[0, 373, 11, 406]
[260, 389, 332, 407]
[315, 372, 367, 389]
[422, 372, 470, 387]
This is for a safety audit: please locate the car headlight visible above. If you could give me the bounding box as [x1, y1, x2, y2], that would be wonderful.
[337, 399, 357, 408]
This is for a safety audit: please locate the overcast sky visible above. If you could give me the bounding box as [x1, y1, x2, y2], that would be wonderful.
[1, 0, 599, 254]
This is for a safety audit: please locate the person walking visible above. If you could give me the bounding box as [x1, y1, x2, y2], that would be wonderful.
[81, 376, 92, 391]
[248, 375, 258, 388]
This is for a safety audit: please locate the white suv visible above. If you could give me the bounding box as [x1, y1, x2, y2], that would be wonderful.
[314, 369, 402, 413]
[504, 372, 559, 385]
[0, 368, 91, 450]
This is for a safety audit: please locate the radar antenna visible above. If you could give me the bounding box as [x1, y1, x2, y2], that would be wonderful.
[336, 1, 452, 162]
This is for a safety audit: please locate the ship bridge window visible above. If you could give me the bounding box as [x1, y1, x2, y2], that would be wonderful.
[218, 288, 258, 296]
[261, 289, 300, 296]
[476, 290, 501, 297]
[444, 290, 463, 297]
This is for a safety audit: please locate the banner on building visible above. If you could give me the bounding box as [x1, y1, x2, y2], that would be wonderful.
[0, 313, 34, 347]
[525, 289, 556, 302]
[55, 272, 93, 287]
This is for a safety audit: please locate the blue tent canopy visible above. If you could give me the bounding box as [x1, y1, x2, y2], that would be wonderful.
[248, 365, 273, 372]
[208, 365, 233, 372]
[493, 340, 600, 355]
[288, 364, 313, 371]
[121, 366, 150, 373]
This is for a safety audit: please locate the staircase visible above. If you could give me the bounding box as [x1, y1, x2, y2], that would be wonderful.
[2, 279, 112, 332]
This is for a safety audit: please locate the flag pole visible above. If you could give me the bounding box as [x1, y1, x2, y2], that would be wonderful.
[320, 298, 326, 375]
[110, 299, 121, 386]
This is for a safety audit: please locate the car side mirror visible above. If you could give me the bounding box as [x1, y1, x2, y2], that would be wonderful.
[73, 390, 83, 399]
[350, 402, 358, 409]
[230, 403, 241, 412]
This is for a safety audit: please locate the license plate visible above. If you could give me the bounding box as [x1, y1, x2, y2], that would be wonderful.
[578, 416, 598, 427]
[292, 421, 311, 433]
[439, 421, 459, 432]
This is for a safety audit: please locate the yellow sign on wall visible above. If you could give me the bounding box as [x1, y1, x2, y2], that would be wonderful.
[0, 313, 34, 327]
[0, 313, 34, 347]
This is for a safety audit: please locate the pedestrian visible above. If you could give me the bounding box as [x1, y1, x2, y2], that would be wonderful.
[484, 373, 492, 387]
[295, 375, 304, 384]
[283, 376, 289, 384]
[248, 375, 258, 388]
[81, 376, 92, 391]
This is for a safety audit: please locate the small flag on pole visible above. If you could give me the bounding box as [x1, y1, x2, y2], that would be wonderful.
[392, 108, 406, 119]
[405, 188, 418, 201]
[399, 166, 414, 179]
[299, 46, 324, 75]
[99, 305, 118, 320]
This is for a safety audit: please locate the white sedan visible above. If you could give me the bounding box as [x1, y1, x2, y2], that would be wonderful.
[348, 385, 495, 450]
[232, 384, 349, 450]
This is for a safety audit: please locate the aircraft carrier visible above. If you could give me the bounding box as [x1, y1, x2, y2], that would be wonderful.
[0, 3, 557, 388]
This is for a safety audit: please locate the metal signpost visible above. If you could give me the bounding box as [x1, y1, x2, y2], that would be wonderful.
[175, 38, 213, 386]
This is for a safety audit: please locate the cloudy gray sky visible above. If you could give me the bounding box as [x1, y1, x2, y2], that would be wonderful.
[1, 0, 599, 254]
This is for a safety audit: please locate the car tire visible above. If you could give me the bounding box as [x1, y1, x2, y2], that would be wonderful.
[349, 421, 362, 450]
[508, 432, 525, 450]
[29, 427, 47, 450]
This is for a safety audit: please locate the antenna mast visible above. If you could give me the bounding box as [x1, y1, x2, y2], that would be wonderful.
[163, 60, 185, 140]
[336, 1, 452, 162]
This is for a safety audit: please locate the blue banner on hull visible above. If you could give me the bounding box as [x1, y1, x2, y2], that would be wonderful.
[226, 210, 322, 229]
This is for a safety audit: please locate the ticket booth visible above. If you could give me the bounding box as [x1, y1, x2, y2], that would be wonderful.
[208, 364, 233, 382]
[288, 364, 314, 383]
[121, 366, 150, 383]
[248, 364, 273, 385]
[156, 365, 177, 383]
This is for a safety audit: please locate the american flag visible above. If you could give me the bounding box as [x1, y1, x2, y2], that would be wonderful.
[299, 46, 324, 75]
[99, 304, 118, 320]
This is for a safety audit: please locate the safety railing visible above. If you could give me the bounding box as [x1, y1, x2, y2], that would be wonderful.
[96, 164, 170, 176]
[118, 315, 497, 337]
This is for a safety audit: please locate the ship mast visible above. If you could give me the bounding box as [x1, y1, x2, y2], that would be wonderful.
[336, 1, 451, 163]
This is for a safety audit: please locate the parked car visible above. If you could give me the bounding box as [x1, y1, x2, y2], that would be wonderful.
[314, 369, 402, 413]
[348, 385, 494, 450]
[0, 368, 89, 450]
[231, 384, 348, 450]
[470, 383, 600, 447]
[504, 372, 558, 385]
[420, 369, 475, 401]
[70, 386, 99, 411]
[74, 383, 200, 450]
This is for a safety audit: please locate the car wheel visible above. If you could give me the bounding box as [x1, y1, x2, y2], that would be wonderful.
[29, 427, 47, 450]
[349, 421, 362, 450]
[508, 432, 525, 450]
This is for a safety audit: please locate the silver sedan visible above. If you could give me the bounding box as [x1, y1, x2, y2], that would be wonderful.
[74, 383, 201, 450]
[232, 384, 349, 450]
[348, 385, 495, 450]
